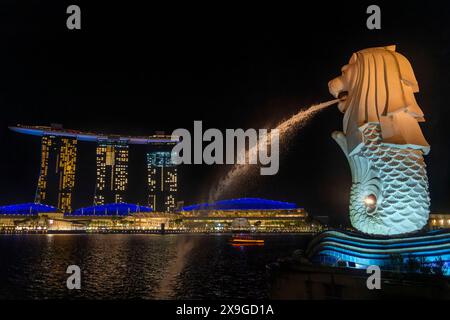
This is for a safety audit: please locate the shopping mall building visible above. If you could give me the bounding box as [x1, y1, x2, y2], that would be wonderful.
[0, 198, 323, 234]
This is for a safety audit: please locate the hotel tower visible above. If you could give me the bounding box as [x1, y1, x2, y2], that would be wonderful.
[146, 150, 178, 212]
[94, 140, 129, 205]
[35, 134, 77, 212]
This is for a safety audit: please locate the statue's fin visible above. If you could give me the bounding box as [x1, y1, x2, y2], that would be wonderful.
[332, 131, 349, 157]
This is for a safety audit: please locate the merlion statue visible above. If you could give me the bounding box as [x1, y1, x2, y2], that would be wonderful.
[328, 45, 430, 235]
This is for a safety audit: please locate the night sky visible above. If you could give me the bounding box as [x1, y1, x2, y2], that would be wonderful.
[0, 1, 449, 225]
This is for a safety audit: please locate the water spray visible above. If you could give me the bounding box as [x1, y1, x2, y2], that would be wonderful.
[209, 98, 340, 201]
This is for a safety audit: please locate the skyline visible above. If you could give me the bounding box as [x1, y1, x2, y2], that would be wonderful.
[9, 124, 179, 212]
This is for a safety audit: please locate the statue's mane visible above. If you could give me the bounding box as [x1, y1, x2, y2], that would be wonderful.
[342, 46, 425, 135]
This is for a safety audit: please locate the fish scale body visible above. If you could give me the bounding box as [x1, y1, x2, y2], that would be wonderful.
[347, 123, 430, 235]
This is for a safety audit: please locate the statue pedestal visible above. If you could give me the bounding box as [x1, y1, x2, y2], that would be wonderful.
[306, 229, 450, 275]
[267, 229, 450, 299]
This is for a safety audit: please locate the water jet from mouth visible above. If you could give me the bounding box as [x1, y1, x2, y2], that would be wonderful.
[209, 98, 340, 202]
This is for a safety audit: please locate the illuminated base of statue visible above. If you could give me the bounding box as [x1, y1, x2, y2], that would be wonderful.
[306, 229, 450, 276]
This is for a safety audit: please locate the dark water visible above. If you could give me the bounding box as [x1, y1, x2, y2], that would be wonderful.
[0, 234, 310, 300]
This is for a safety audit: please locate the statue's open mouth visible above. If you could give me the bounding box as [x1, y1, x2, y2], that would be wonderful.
[338, 91, 348, 101]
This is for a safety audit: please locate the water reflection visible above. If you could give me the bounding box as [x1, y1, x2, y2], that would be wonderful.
[0, 234, 310, 299]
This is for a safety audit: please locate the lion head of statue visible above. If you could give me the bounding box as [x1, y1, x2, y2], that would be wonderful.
[328, 45, 429, 154]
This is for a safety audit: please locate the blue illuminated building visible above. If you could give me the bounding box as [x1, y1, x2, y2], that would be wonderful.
[70, 202, 153, 216]
[0, 203, 57, 216]
[182, 198, 298, 211]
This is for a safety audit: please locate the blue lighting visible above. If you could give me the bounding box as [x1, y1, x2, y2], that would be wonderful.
[9, 126, 177, 144]
[182, 198, 298, 211]
[70, 203, 153, 216]
[308, 229, 450, 275]
[0, 203, 57, 215]
[324, 236, 450, 249]
[147, 151, 176, 167]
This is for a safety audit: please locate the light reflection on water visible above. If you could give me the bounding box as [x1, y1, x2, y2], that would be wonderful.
[0, 234, 310, 299]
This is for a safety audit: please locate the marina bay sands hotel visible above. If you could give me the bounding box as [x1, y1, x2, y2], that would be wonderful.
[10, 124, 179, 213]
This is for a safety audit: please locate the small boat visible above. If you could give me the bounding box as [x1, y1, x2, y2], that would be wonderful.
[229, 234, 264, 246]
